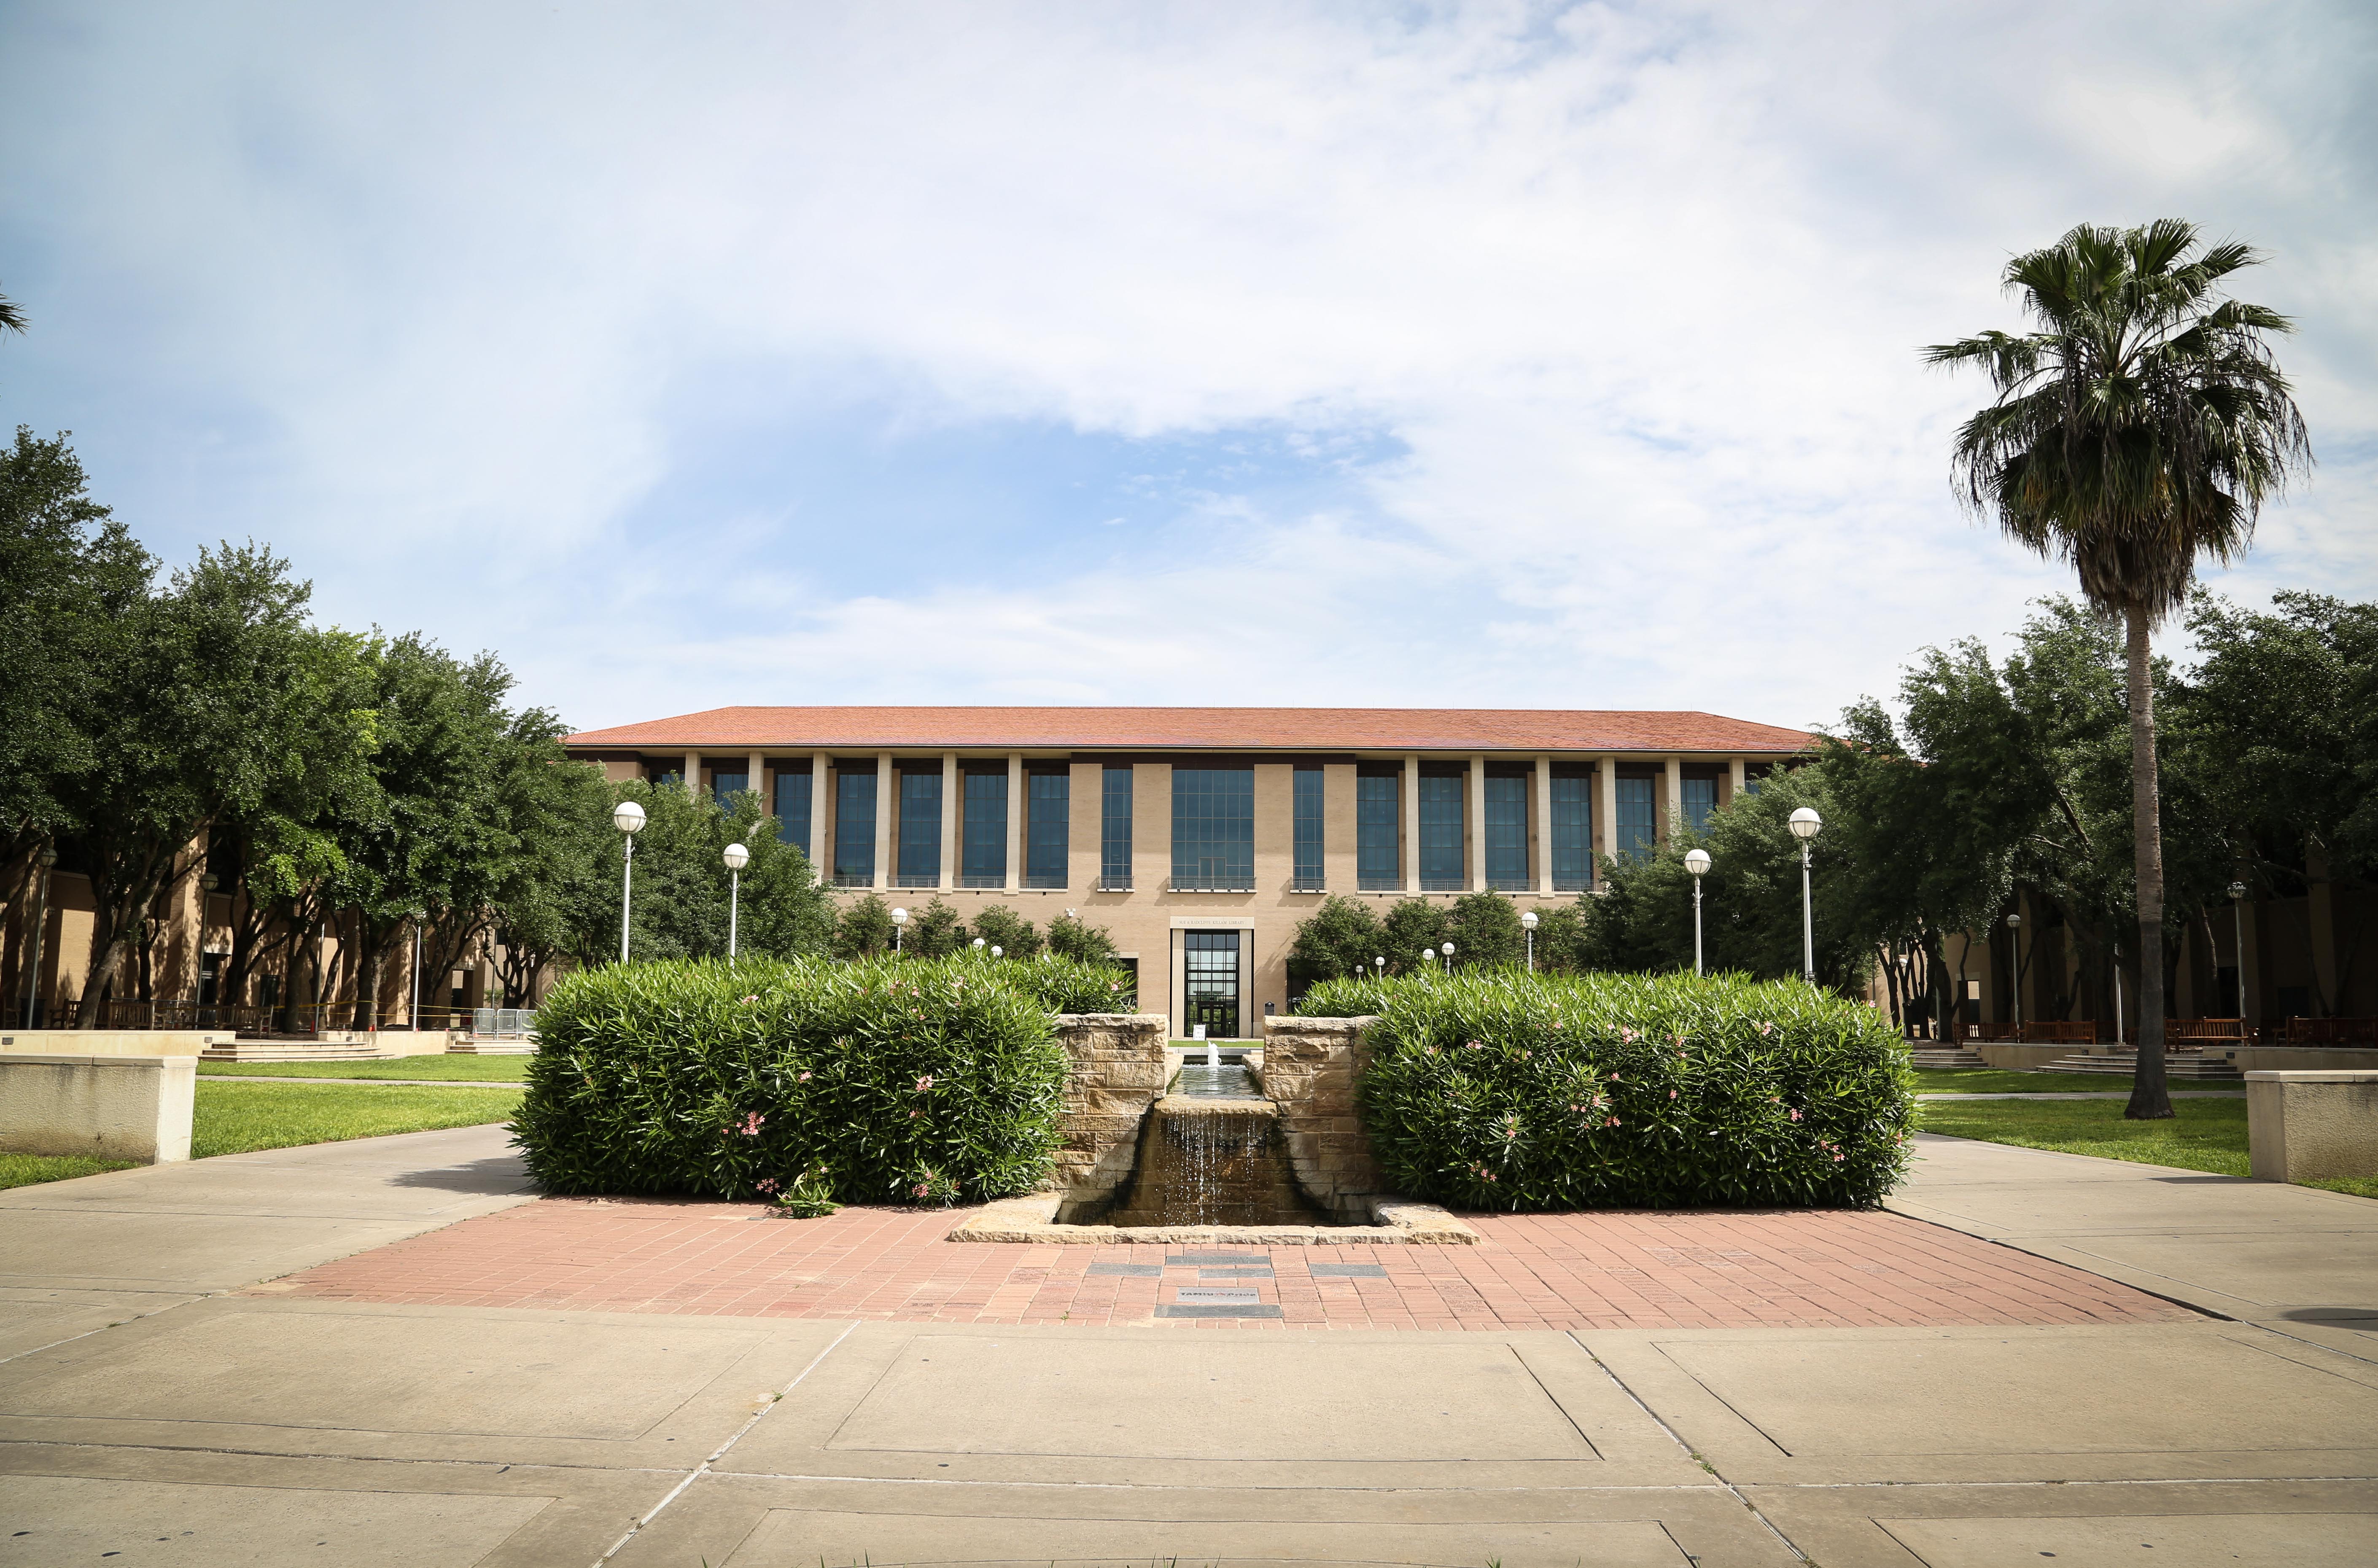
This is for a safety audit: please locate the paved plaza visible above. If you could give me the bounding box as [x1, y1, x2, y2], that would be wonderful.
[1, 1130, 2373, 1566]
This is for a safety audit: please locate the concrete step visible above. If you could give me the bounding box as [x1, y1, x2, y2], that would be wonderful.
[447, 1041, 536, 1055]
[1910, 1049, 1988, 1069]
[2039, 1051, 2243, 1082]
[200, 1044, 389, 1062]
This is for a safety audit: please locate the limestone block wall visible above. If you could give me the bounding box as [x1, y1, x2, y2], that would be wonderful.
[1259, 1014, 1385, 1221]
[2248, 1069, 2378, 1182]
[0, 1053, 196, 1162]
[1048, 1013, 1169, 1216]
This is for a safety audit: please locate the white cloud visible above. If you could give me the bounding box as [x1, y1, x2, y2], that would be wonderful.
[1, 0, 2370, 732]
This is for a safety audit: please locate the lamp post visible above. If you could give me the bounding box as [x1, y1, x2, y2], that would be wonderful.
[2112, 941, 2124, 1048]
[1441, 940, 1455, 970]
[613, 800, 647, 962]
[1373, 955, 1385, 982]
[1683, 848, 1711, 976]
[724, 843, 749, 959]
[20, 844, 57, 1028]
[2006, 912, 2024, 1035]
[972, 937, 986, 956]
[2226, 884, 2245, 1031]
[889, 904, 908, 954]
[1521, 909, 1538, 973]
[1787, 807, 1822, 982]
[409, 909, 425, 1032]
[990, 945, 1003, 960]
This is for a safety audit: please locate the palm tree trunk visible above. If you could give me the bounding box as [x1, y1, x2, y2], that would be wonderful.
[2124, 605, 2175, 1120]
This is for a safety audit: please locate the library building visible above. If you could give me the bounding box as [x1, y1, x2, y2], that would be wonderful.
[562, 707, 1812, 1039]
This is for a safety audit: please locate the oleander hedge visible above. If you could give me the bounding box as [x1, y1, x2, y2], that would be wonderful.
[1296, 969, 1917, 1209]
[515, 954, 1098, 1204]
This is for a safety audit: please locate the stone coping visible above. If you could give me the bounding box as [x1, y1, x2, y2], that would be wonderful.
[0, 1052, 199, 1068]
[948, 1191, 1478, 1245]
[2243, 1069, 2378, 1081]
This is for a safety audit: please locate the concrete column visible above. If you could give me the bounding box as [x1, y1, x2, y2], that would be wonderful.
[1067, 760, 1101, 894]
[1465, 755, 1486, 890]
[744, 750, 764, 805]
[1596, 756, 1618, 884]
[808, 755, 827, 866]
[1324, 762, 1357, 896]
[1004, 753, 1023, 894]
[1728, 756, 1746, 805]
[939, 754, 958, 893]
[1402, 754, 1420, 894]
[682, 750, 701, 795]
[1662, 756, 1683, 844]
[1534, 753, 1554, 894]
[872, 752, 893, 891]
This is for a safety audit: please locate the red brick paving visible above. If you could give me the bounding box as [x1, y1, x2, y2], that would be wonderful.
[262, 1198, 2198, 1331]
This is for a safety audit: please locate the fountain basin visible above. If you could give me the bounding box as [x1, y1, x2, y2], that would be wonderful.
[949, 1189, 1477, 1245]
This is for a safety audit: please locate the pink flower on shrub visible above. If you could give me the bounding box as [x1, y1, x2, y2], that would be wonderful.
[1668, 1088, 1678, 1100]
[754, 1178, 779, 1194]
[914, 1075, 935, 1092]
[1756, 1021, 1773, 1036]
[741, 994, 759, 1004]
[1465, 1040, 1484, 1051]
[1604, 1116, 1621, 1128]
[913, 1182, 931, 1198]
[1481, 1170, 1496, 1183]
[908, 1109, 921, 1119]
[797, 1071, 812, 1082]
[1833, 1151, 1846, 1162]
[1619, 1027, 1638, 1044]
[1788, 1109, 1801, 1122]
[736, 1112, 765, 1137]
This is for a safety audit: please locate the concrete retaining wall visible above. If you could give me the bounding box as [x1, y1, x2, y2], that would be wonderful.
[0, 1053, 196, 1162]
[2248, 1070, 2378, 1183]
[1, 1030, 232, 1058]
[1047, 1013, 1169, 1219]
[1258, 1014, 1386, 1222]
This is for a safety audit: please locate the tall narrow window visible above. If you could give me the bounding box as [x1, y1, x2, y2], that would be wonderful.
[1356, 770, 1399, 890]
[1100, 766, 1132, 889]
[1681, 777, 1717, 834]
[710, 767, 748, 810]
[1550, 772, 1592, 891]
[1484, 772, 1527, 889]
[1292, 766, 1325, 891]
[1418, 772, 1463, 891]
[833, 765, 877, 887]
[896, 768, 941, 887]
[961, 768, 1007, 888]
[1171, 768, 1254, 890]
[1616, 776, 1655, 862]
[774, 768, 813, 853]
[1025, 769, 1069, 888]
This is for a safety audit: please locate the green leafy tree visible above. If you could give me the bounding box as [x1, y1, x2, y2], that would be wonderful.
[1046, 910, 1118, 964]
[1380, 898, 1450, 974]
[1288, 895, 1384, 981]
[968, 904, 1043, 960]
[902, 897, 967, 958]
[1927, 218, 2312, 1118]
[1445, 890, 1524, 969]
[585, 780, 834, 965]
[832, 892, 896, 959]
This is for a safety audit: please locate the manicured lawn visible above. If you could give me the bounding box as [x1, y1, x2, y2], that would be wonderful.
[0, 1152, 138, 1190]
[198, 1054, 532, 1082]
[1920, 1096, 2376, 1200]
[1911, 1067, 2204, 1095]
[191, 1081, 522, 1159]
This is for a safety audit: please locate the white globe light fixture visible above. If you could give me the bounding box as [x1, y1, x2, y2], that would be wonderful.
[990, 945, 1003, 960]
[1787, 808, 1821, 982]
[889, 904, 908, 954]
[2006, 911, 2025, 1033]
[723, 842, 750, 959]
[408, 907, 427, 1032]
[1683, 848, 1712, 976]
[971, 936, 986, 953]
[1373, 955, 1386, 979]
[612, 800, 647, 963]
[1520, 909, 1539, 972]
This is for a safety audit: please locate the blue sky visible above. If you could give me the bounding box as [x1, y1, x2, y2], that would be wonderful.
[2, 1, 2372, 735]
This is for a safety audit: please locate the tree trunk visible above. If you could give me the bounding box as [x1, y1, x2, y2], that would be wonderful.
[2124, 606, 2174, 1120]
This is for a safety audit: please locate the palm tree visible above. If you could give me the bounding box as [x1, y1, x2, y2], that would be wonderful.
[0, 289, 25, 334]
[1926, 221, 2311, 1118]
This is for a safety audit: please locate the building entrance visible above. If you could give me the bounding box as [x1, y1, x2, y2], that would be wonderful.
[1184, 931, 1241, 1040]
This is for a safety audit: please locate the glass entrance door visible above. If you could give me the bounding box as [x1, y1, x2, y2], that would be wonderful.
[1184, 931, 1240, 1040]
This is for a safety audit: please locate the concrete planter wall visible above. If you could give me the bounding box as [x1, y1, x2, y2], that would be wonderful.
[1256, 1014, 1386, 1222]
[0, 1053, 196, 1163]
[2248, 1070, 2378, 1183]
[1046, 1013, 1169, 1220]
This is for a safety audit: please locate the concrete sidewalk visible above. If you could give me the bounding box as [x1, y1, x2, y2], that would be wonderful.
[2, 1127, 2374, 1565]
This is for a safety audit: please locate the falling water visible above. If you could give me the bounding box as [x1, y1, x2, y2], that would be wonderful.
[1103, 1092, 1325, 1227]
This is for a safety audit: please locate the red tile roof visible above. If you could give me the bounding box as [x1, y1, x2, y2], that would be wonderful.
[563, 707, 1811, 756]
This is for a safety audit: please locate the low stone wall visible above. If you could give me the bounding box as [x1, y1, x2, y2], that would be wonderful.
[2248, 1070, 2378, 1183]
[1047, 1013, 1169, 1218]
[0, 1053, 195, 1162]
[1258, 1014, 1385, 1221]
[1978, 1042, 2378, 1073]
[1, 1030, 232, 1058]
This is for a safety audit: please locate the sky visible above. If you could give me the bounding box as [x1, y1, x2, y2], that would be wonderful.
[2, 1, 2371, 737]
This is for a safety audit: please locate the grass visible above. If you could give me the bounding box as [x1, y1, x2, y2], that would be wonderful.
[1908, 1067, 2229, 1096]
[191, 1081, 522, 1159]
[0, 1152, 138, 1190]
[1919, 1095, 2377, 1201]
[198, 1054, 532, 1082]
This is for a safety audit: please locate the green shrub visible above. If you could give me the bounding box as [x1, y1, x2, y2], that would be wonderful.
[1297, 968, 1916, 1209]
[1003, 950, 1138, 1013]
[515, 955, 1066, 1204]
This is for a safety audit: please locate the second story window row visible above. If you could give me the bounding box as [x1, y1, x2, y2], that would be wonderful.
[1171, 767, 1254, 891]
[1292, 766, 1325, 891]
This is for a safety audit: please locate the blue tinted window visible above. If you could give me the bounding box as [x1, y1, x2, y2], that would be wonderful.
[774, 769, 812, 853]
[1418, 775, 1463, 890]
[1550, 775, 1592, 891]
[711, 769, 748, 809]
[1171, 768, 1254, 890]
[1101, 766, 1132, 888]
[1026, 770, 1069, 888]
[1484, 774, 1527, 889]
[962, 769, 1007, 887]
[834, 767, 877, 886]
[1293, 767, 1324, 888]
[1616, 777, 1655, 862]
[1682, 777, 1717, 833]
[897, 769, 941, 886]
[1357, 774, 1399, 890]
